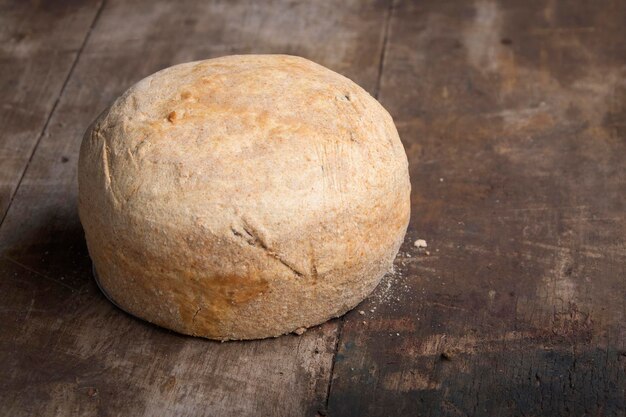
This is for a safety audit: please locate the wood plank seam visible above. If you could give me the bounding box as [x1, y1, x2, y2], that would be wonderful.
[0, 0, 107, 228]
[374, 0, 395, 98]
[323, 315, 345, 413]
[323, 0, 397, 412]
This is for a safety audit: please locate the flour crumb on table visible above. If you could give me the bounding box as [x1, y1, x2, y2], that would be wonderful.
[414, 239, 427, 248]
[293, 327, 307, 335]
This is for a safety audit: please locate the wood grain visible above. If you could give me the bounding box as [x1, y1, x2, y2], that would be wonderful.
[328, 0, 626, 415]
[3, 1, 624, 415]
[0, 0, 390, 415]
[0, 0, 103, 223]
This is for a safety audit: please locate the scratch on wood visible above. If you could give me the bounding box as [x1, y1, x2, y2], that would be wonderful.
[2, 255, 78, 291]
[426, 301, 469, 312]
[521, 240, 607, 259]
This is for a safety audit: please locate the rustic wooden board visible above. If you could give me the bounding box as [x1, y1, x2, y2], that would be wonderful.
[328, 0, 626, 416]
[0, 0, 391, 415]
[0, 0, 103, 223]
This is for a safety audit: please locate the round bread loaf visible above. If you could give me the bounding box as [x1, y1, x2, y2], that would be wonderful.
[78, 55, 410, 340]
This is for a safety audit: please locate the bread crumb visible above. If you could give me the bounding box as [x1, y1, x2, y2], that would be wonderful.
[362, 321, 367, 325]
[414, 239, 427, 248]
[293, 327, 307, 335]
[425, 251, 430, 256]
[358, 310, 365, 315]
[439, 178, 444, 182]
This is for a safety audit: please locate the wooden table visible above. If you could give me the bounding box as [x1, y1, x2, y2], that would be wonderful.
[1, 0, 624, 415]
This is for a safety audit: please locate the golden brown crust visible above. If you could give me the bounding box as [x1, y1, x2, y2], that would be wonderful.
[78, 55, 410, 340]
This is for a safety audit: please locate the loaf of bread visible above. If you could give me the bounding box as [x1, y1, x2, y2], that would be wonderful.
[78, 55, 410, 340]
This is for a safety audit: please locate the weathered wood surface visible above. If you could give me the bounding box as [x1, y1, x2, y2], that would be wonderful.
[0, 0, 390, 416]
[1, 0, 625, 416]
[0, 0, 103, 222]
[328, 0, 626, 416]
